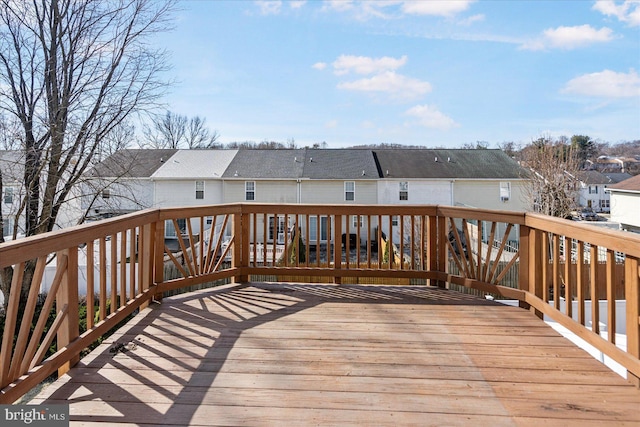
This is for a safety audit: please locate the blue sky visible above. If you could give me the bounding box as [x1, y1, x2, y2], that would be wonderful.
[154, 0, 640, 148]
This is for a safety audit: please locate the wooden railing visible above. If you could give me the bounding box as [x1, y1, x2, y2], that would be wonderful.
[0, 203, 639, 403]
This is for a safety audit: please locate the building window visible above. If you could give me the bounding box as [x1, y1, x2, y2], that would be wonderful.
[3, 187, 14, 204]
[101, 189, 110, 199]
[345, 181, 355, 201]
[309, 216, 329, 242]
[245, 181, 255, 201]
[2, 216, 14, 237]
[165, 218, 186, 238]
[589, 186, 598, 194]
[500, 182, 511, 202]
[195, 181, 205, 199]
[392, 215, 399, 227]
[268, 216, 285, 243]
[399, 182, 408, 201]
[352, 215, 363, 228]
[600, 199, 610, 209]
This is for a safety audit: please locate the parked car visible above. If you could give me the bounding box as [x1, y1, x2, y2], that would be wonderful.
[577, 207, 599, 221]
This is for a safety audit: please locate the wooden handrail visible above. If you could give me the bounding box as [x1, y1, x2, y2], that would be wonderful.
[1, 203, 639, 403]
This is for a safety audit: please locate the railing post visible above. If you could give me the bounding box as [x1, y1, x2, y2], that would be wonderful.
[527, 227, 544, 319]
[334, 215, 342, 285]
[152, 219, 165, 303]
[140, 221, 156, 310]
[518, 224, 531, 311]
[625, 256, 640, 387]
[427, 215, 437, 287]
[232, 208, 249, 283]
[436, 215, 447, 288]
[56, 248, 79, 377]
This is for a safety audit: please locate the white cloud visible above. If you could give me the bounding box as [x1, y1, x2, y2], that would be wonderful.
[521, 25, 614, 50]
[332, 55, 407, 75]
[323, 0, 475, 20]
[312, 62, 328, 70]
[405, 104, 459, 130]
[402, 0, 475, 17]
[323, 0, 356, 13]
[458, 14, 485, 26]
[325, 119, 338, 128]
[255, 1, 282, 15]
[338, 71, 431, 100]
[290, 1, 307, 10]
[593, 0, 640, 27]
[561, 69, 640, 98]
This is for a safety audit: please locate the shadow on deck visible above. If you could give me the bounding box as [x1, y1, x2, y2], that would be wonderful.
[32, 283, 640, 426]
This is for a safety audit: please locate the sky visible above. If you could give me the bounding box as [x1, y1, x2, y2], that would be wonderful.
[152, 0, 640, 149]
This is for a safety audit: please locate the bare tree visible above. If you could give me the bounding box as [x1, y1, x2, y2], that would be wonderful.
[0, 0, 175, 308]
[186, 116, 220, 149]
[520, 136, 580, 218]
[100, 120, 136, 157]
[143, 110, 187, 148]
[143, 111, 220, 149]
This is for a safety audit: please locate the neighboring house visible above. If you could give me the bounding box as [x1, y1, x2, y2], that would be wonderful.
[374, 149, 528, 210]
[151, 149, 237, 243]
[84, 147, 532, 248]
[152, 149, 237, 207]
[607, 174, 640, 233]
[1, 149, 89, 238]
[573, 171, 632, 213]
[0, 150, 25, 238]
[221, 149, 379, 245]
[589, 156, 640, 175]
[83, 149, 177, 220]
[222, 149, 305, 204]
[374, 149, 529, 245]
[300, 149, 379, 246]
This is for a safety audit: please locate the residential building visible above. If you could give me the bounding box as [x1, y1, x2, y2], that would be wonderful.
[83, 149, 177, 220]
[374, 149, 528, 211]
[573, 171, 631, 213]
[0, 151, 24, 238]
[607, 174, 640, 233]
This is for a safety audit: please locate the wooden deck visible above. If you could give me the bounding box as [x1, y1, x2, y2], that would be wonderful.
[32, 283, 640, 426]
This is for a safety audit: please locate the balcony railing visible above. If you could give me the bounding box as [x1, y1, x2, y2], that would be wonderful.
[1, 203, 639, 403]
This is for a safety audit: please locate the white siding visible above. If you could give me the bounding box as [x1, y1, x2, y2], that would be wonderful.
[154, 179, 223, 207]
[223, 180, 298, 204]
[577, 184, 610, 212]
[82, 179, 154, 211]
[454, 180, 528, 212]
[301, 180, 377, 204]
[377, 180, 452, 205]
[610, 192, 640, 232]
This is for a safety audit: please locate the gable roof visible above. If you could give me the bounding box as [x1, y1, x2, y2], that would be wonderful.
[302, 149, 380, 179]
[602, 172, 633, 183]
[373, 149, 526, 179]
[607, 174, 640, 192]
[88, 149, 178, 178]
[152, 149, 238, 179]
[222, 149, 306, 179]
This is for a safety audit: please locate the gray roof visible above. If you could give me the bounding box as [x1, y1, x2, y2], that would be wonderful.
[89, 149, 178, 178]
[608, 174, 640, 192]
[602, 172, 633, 184]
[152, 149, 237, 179]
[576, 171, 633, 185]
[222, 149, 306, 179]
[373, 149, 526, 179]
[302, 149, 380, 179]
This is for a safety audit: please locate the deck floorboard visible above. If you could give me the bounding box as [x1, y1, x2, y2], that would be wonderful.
[31, 283, 640, 426]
